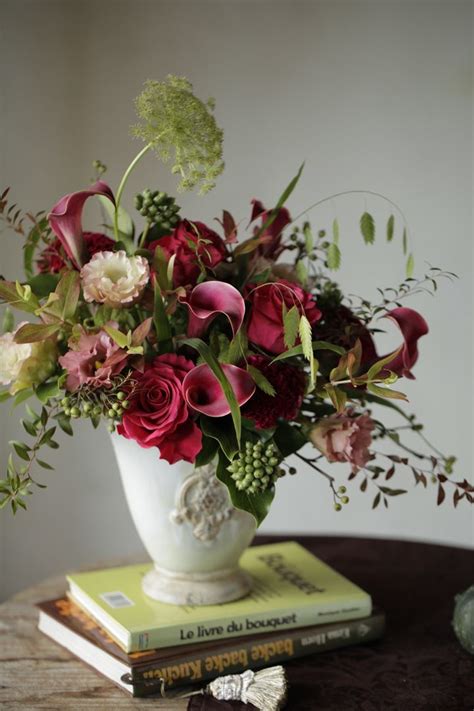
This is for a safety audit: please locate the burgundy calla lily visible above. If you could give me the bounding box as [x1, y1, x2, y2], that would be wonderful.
[183, 363, 255, 417]
[180, 281, 245, 338]
[48, 181, 115, 269]
[380, 307, 429, 379]
[250, 199, 291, 259]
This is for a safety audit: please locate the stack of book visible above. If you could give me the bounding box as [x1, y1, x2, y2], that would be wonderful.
[37, 541, 385, 697]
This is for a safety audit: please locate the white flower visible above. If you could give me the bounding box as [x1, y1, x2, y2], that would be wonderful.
[0, 324, 32, 386]
[81, 250, 150, 307]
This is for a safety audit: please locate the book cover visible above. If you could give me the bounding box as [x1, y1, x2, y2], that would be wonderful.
[66, 541, 372, 652]
[38, 597, 385, 697]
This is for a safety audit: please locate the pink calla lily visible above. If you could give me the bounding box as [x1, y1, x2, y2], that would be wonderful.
[379, 307, 429, 379]
[48, 181, 115, 269]
[180, 281, 245, 338]
[183, 363, 255, 417]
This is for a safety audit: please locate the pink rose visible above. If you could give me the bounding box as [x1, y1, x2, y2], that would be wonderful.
[246, 279, 322, 354]
[309, 412, 374, 472]
[117, 354, 202, 465]
[59, 327, 128, 392]
[149, 220, 227, 287]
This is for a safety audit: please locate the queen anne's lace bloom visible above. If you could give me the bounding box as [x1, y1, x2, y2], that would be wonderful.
[81, 250, 149, 307]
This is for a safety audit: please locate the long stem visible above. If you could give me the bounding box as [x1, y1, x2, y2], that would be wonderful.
[113, 143, 153, 240]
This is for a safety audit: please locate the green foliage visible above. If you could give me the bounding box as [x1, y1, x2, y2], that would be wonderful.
[386, 214, 394, 242]
[153, 279, 173, 353]
[228, 441, 283, 494]
[273, 421, 307, 458]
[247, 365, 276, 397]
[216, 450, 275, 527]
[283, 305, 299, 349]
[133, 75, 224, 194]
[360, 212, 375, 244]
[2, 306, 14, 333]
[0, 280, 40, 313]
[406, 253, 415, 278]
[200, 415, 239, 461]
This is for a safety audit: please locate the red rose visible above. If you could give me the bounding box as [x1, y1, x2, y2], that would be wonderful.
[246, 279, 322, 354]
[149, 220, 226, 287]
[37, 232, 115, 274]
[117, 354, 202, 465]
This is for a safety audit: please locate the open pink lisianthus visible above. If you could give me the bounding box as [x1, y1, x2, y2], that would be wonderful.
[246, 279, 322, 354]
[149, 220, 227, 287]
[117, 354, 202, 465]
[59, 327, 128, 392]
[309, 411, 374, 472]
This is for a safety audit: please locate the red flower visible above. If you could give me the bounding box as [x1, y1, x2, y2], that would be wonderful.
[117, 354, 202, 465]
[250, 200, 291, 259]
[149, 220, 227, 287]
[243, 355, 307, 429]
[247, 279, 322, 354]
[37, 232, 115, 274]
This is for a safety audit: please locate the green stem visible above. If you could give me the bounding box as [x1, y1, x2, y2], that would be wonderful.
[113, 143, 153, 240]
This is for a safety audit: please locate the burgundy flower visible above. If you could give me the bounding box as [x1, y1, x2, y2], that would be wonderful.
[249, 199, 291, 259]
[149, 220, 227, 287]
[48, 181, 115, 268]
[182, 363, 255, 417]
[38, 232, 115, 274]
[179, 281, 245, 338]
[117, 354, 202, 465]
[58, 327, 128, 392]
[246, 279, 322, 354]
[243, 355, 307, 429]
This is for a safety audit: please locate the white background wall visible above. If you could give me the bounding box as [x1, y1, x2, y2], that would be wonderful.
[0, 0, 472, 601]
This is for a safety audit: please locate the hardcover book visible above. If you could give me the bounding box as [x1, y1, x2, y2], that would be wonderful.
[38, 597, 385, 697]
[66, 541, 372, 652]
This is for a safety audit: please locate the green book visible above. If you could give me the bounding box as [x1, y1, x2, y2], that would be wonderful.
[67, 541, 371, 653]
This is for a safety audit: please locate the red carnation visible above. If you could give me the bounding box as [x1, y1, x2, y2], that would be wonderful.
[37, 232, 115, 274]
[243, 354, 307, 429]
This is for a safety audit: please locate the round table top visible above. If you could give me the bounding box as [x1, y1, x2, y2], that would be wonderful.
[1, 535, 473, 710]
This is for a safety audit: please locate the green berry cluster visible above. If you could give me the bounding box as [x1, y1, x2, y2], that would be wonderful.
[227, 442, 284, 495]
[333, 485, 350, 511]
[60, 391, 130, 432]
[134, 189, 180, 230]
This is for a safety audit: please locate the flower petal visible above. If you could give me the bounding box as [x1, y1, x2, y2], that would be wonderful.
[183, 363, 255, 417]
[180, 281, 245, 338]
[381, 307, 429, 379]
[48, 181, 115, 269]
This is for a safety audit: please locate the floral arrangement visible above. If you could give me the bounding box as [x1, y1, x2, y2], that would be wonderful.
[0, 75, 472, 521]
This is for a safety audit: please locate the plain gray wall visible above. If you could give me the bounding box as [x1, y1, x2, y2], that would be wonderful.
[1, 0, 472, 601]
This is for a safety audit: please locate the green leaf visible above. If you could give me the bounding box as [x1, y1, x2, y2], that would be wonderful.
[271, 340, 345, 363]
[216, 450, 274, 526]
[98, 195, 134, 242]
[35, 379, 61, 403]
[36, 459, 54, 470]
[13, 388, 34, 407]
[0, 390, 12, 403]
[21, 419, 38, 437]
[295, 260, 308, 286]
[247, 365, 276, 396]
[194, 435, 219, 467]
[402, 227, 407, 255]
[153, 278, 173, 353]
[366, 347, 402, 382]
[55, 271, 81, 320]
[324, 384, 347, 413]
[298, 315, 313, 360]
[303, 222, 313, 252]
[104, 325, 130, 349]
[327, 242, 341, 270]
[406, 253, 415, 278]
[273, 421, 307, 457]
[332, 218, 340, 245]
[253, 163, 304, 241]
[27, 273, 60, 299]
[227, 328, 248, 365]
[10, 441, 30, 461]
[0, 279, 39, 313]
[2, 306, 14, 333]
[367, 381, 408, 402]
[183, 338, 242, 445]
[386, 214, 394, 242]
[360, 212, 375, 245]
[200, 416, 238, 461]
[283, 306, 299, 349]
[14, 322, 60, 343]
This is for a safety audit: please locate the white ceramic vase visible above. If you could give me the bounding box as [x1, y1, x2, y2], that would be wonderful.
[110, 434, 256, 605]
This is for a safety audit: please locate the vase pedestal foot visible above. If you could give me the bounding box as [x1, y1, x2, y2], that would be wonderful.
[142, 564, 253, 605]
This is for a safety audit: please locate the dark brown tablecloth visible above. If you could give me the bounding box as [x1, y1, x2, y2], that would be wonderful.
[188, 535, 474, 711]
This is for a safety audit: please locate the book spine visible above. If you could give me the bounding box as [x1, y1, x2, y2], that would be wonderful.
[129, 597, 372, 652]
[126, 612, 385, 697]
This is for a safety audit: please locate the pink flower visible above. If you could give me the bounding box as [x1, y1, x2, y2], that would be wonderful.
[309, 411, 374, 472]
[183, 363, 255, 417]
[246, 279, 322, 354]
[179, 281, 246, 338]
[149, 220, 227, 287]
[249, 199, 291, 259]
[81, 251, 150, 307]
[59, 327, 128, 392]
[48, 181, 115, 269]
[381, 308, 429, 379]
[117, 354, 202, 465]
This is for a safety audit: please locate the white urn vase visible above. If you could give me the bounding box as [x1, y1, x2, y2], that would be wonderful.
[110, 434, 257, 606]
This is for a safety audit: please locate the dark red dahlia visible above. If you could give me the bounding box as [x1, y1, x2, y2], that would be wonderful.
[37, 232, 115, 273]
[243, 354, 307, 430]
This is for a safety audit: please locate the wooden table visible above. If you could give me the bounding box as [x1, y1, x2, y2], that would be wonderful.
[1, 536, 473, 710]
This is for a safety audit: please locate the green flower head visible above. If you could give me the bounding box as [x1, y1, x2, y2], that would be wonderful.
[133, 75, 224, 195]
